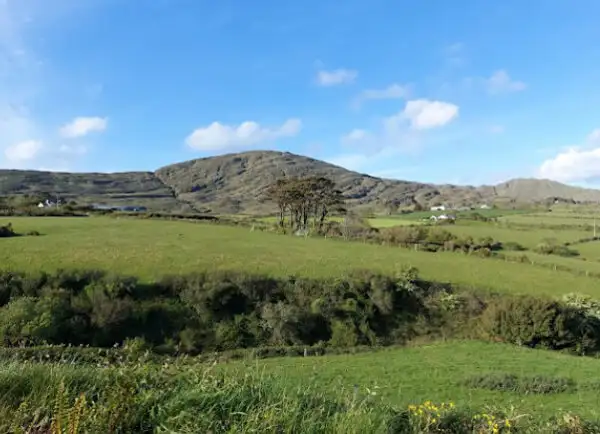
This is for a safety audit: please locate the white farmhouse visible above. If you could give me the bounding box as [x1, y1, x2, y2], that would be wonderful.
[430, 205, 446, 211]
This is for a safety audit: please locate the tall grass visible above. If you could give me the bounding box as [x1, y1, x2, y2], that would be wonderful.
[1, 356, 599, 433]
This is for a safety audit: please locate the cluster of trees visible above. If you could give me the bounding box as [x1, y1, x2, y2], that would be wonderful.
[265, 177, 345, 232]
[1, 269, 599, 356]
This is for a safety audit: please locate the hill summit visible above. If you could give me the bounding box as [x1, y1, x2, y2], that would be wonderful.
[1, 150, 599, 214]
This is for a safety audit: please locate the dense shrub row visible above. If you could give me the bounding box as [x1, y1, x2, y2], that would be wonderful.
[1, 269, 600, 357]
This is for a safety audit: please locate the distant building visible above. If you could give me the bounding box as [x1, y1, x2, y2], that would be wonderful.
[438, 214, 454, 220]
[38, 199, 61, 208]
[430, 205, 446, 211]
[480, 204, 491, 209]
[430, 214, 456, 222]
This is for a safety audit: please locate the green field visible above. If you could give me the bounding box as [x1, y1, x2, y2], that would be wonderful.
[444, 222, 589, 249]
[499, 210, 599, 229]
[576, 241, 600, 262]
[224, 340, 600, 420]
[3, 341, 600, 431]
[2, 216, 600, 297]
[502, 250, 600, 275]
[3, 214, 600, 430]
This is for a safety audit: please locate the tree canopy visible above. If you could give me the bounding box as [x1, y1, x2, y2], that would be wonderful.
[265, 176, 345, 232]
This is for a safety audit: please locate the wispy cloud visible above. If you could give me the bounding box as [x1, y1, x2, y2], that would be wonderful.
[352, 83, 410, 108]
[60, 117, 108, 138]
[330, 99, 460, 174]
[316, 68, 358, 86]
[486, 70, 527, 94]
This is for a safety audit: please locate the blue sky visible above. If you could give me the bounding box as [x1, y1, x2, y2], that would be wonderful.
[1, 0, 600, 187]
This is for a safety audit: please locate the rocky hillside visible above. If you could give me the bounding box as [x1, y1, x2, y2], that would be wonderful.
[1, 150, 599, 214]
[0, 169, 191, 212]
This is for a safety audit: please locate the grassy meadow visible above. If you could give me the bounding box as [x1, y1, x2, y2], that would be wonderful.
[224, 340, 600, 420]
[2, 216, 600, 297]
[3, 209, 600, 431]
[576, 240, 600, 261]
[2, 341, 600, 432]
[442, 221, 590, 249]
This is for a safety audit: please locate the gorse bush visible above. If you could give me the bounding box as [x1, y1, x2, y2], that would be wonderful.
[479, 295, 600, 354]
[1, 269, 600, 357]
[0, 269, 441, 353]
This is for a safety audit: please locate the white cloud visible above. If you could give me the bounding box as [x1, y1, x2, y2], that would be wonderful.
[401, 99, 459, 130]
[489, 125, 505, 134]
[4, 139, 42, 162]
[316, 69, 357, 86]
[538, 129, 600, 183]
[342, 128, 368, 143]
[331, 99, 459, 175]
[185, 118, 302, 151]
[352, 83, 409, 108]
[59, 116, 107, 138]
[486, 70, 526, 94]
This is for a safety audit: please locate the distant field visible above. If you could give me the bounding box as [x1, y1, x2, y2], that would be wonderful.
[444, 222, 589, 249]
[2, 217, 600, 297]
[501, 250, 600, 275]
[225, 340, 600, 420]
[499, 211, 599, 229]
[576, 241, 600, 262]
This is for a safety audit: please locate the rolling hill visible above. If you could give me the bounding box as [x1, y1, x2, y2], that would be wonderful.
[1, 150, 599, 214]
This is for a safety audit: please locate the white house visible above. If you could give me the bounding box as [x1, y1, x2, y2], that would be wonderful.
[480, 204, 491, 209]
[430, 214, 456, 222]
[430, 205, 446, 211]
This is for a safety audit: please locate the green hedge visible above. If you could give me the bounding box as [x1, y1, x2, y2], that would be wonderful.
[1, 269, 599, 356]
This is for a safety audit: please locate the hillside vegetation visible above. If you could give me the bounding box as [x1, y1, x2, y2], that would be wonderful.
[3, 151, 600, 214]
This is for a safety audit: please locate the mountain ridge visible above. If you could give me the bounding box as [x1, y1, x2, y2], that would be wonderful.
[1, 150, 599, 214]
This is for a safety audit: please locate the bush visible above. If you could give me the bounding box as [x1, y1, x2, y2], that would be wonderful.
[478, 295, 600, 353]
[0, 223, 16, 238]
[534, 242, 579, 257]
[1, 269, 600, 358]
